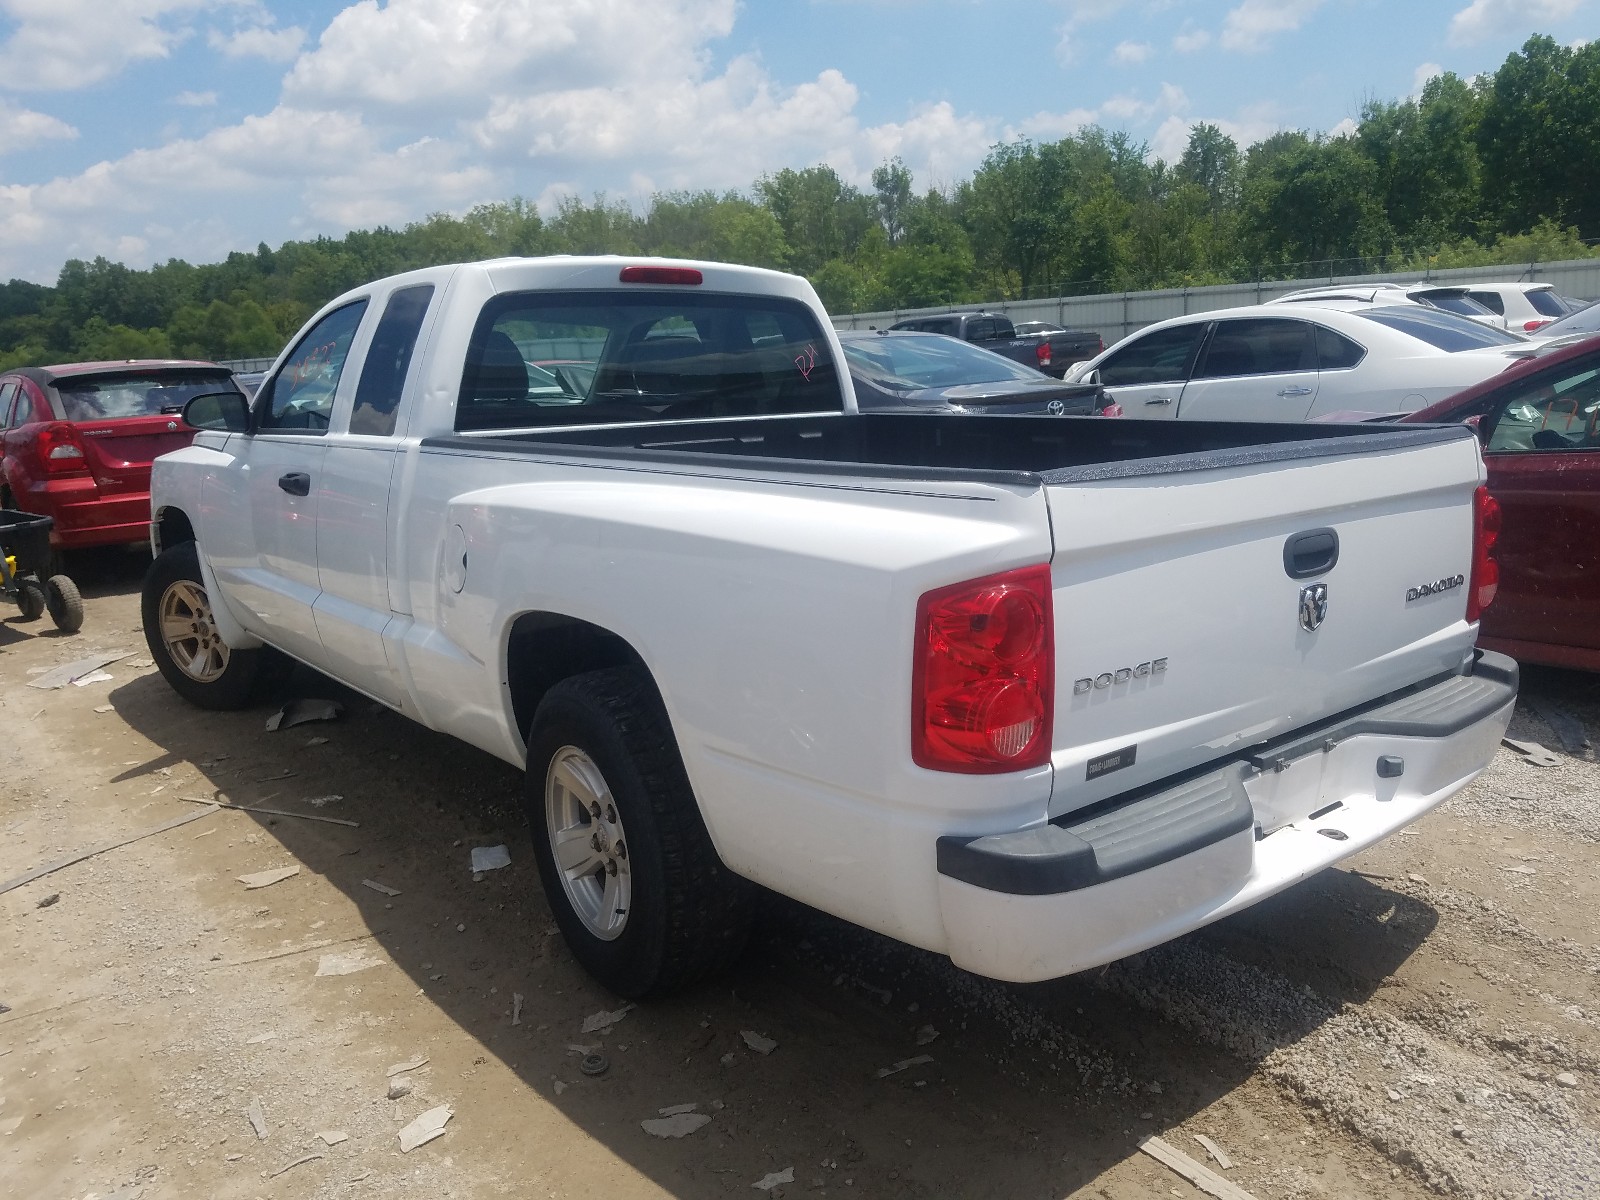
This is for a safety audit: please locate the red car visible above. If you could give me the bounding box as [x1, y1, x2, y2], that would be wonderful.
[0, 360, 240, 555]
[1404, 334, 1600, 671]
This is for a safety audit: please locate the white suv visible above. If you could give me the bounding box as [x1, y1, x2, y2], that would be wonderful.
[1460, 282, 1588, 333]
[1274, 282, 1508, 329]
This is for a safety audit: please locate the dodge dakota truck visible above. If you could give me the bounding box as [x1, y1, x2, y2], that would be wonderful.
[144, 256, 1516, 999]
[887, 311, 1102, 377]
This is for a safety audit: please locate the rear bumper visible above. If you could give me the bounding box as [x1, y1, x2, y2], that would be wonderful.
[935, 651, 1517, 982]
[16, 476, 151, 549]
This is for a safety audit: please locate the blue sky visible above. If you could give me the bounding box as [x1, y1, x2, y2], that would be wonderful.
[0, 0, 1591, 283]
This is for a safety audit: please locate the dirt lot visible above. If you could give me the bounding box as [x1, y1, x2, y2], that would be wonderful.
[4, 559, 1600, 1200]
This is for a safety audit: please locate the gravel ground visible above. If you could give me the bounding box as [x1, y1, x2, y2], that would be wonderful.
[3, 559, 1599, 1199]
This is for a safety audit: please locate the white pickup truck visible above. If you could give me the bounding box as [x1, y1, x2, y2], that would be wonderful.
[144, 256, 1517, 998]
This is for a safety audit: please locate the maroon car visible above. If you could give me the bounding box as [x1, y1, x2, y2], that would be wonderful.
[0, 360, 240, 554]
[1404, 334, 1600, 671]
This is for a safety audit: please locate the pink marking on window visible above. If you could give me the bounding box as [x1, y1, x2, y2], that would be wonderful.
[795, 343, 818, 381]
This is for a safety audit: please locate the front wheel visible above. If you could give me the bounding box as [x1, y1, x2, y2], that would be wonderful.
[141, 541, 289, 710]
[525, 667, 751, 998]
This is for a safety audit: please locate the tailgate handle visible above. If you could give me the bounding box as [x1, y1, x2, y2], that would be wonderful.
[1284, 528, 1339, 579]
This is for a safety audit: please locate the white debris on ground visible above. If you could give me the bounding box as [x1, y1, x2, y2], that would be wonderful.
[641, 1111, 711, 1138]
[752, 1167, 795, 1190]
[740, 1030, 777, 1055]
[397, 1105, 453, 1152]
[237, 866, 299, 890]
[581, 1006, 630, 1034]
[314, 950, 383, 977]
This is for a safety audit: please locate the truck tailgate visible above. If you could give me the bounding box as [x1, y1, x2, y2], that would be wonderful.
[1045, 434, 1484, 818]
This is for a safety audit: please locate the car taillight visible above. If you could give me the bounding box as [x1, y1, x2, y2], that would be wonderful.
[1097, 336, 1105, 353]
[1099, 402, 1124, 418]
[38, 422, 88, 473]
[1523, 319, 1550, 332]
[619, 265, 702, 285]
[912, 564, 1054, 773]
[1035, 342, 1051, 368]
[1466, 485, 1500, 622]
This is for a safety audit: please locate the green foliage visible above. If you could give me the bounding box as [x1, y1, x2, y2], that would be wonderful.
[0, 32, 1595, 364]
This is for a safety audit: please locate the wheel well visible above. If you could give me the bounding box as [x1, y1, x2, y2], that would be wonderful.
[154, 507, 195, 554]
[506, 613, 655, 746]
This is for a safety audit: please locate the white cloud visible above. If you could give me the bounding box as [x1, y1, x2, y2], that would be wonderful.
[1448, 0, 1587, 45]
[208, 23, 305, 61]
[1113, 40, 1154, 64]
[1328, 116, 1358, 138]
[1412, 62, 1444, 94]
[1017, 82, 1187, 141]
[1150, 101, 1284, 163]
[173, 89, 217, 107]
[1052, 0, 1127, 64]
[0, 0, 230, 90]
[1172, 28, 1212, 52]
[0, 100, 76, 155]
[1219, 0, 1325, 53]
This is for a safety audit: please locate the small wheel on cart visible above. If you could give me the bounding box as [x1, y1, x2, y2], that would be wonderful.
[15, 577, 45, 621]
[45, 574, 83, 634]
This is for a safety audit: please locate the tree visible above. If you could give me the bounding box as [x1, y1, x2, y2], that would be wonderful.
[871, 158, 914, 247]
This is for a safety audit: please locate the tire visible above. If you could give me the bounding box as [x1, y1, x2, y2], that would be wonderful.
[44, 575, 83, 634]
[141, 541, 290, 710]
[15, 578, 44, 622]
[525, 667, 751, 998]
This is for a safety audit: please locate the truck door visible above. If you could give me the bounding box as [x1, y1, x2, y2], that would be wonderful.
[1094, 321, 1207, 419]
[205, 300, 369, 664]
[1173, 317, 1319, 422]
[312, 283, 439, 705]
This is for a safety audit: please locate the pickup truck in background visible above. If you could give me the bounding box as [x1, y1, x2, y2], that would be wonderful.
[887, 311, 1102, 377]
[145, 256, 1516, 999]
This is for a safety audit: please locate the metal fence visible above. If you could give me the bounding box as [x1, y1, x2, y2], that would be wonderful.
[831, 257, 1600, 347]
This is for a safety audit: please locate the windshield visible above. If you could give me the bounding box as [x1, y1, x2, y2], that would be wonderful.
[841, 333, 1046, 391]
[55, 371, 238, 421]
[1539, 302, 1600, 337]
[1356, 307, 1523, 352]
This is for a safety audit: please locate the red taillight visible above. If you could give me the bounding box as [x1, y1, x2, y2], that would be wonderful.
[1097, 336, 1105, 353]
[913, 564, 1054, 773]
[38, 422, 88, 473]
[1035, 341, 1052, 368]
[619, 266, 702, 285]
[1523, 319, 1550, 332]
[1099, 402, 1124, 418]
[1467, 485, 1501, 622]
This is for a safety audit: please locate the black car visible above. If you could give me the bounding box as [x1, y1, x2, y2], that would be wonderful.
[839, 329, 1110, 415]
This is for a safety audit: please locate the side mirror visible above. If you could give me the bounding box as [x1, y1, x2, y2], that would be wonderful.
[183, 390, 251, 433]
[1086, 368, 1102, 386]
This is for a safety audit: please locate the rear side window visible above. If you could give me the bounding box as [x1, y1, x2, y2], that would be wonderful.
[350, 285, 434, 436]
[257, 300, 370, 433]
[1098, 322, 1206, 386]
[1315, 326, 1366, 370]
[54, 371, 236, 421]
[1486, 355, 1600, 451]
[1356, 308, 1521, 352]
[1528, 290, 1568, 318]
[0, 380, 16, 427]
[456, 291, 842, 431]
[1421, 292, 1493, 319]
[1192, 318, 1314, 379]
[1467, 290, 1506, 316]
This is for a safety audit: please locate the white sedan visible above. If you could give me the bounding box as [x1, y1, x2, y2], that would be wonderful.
[1062, 301, 1535, 422]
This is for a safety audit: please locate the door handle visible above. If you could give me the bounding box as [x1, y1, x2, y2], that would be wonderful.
[1277, 386, 1313, 397]
[278, 472, 311, 496]
[1144, 395, 1174, 405]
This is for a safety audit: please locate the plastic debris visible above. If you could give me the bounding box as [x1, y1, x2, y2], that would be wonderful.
[552, 1080, 567, 1095]
[642, 1112, 711, 1138]
[1194, 1133, 1235, 1170]
[305, 794, 343, 808]
[266, 698, 344, 732]
[263, 1152, 322, 1179]
[740, 1030, 777, 1055]
[753, 1167, 795, 1191]
[580, 1053, 610, 1077]
[1139, 1135, 1258, 1200]
[658, 1102, 699, 1116]
[362, 879, 401, 897]
[94, 705, 114, 714]
[582, 1006, 631, 1034]
[238, 866, 300, 890]
[876, 1054, 934, 1078]
[397, 1105, 452, 1152]
[28, 651, 131, 689]
[71, 669, 114, 687]
[512, 993, 524, 1025]
[1503, 737, 1561, 767]
[306, 736, 330, 746]
[315, 950, 382, 977]
[245, 1097, 268, 1140]
[387, 1077, 414, 1099]
[386, 1056, 429, 1077]
[317, 1130, 348, 1146]
[471, 845, 511, 873]
[914, 1024, 939, 1046]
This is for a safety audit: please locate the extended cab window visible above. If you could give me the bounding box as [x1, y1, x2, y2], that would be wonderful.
[350, 285, 434, 437]
[456, 291, 842, 431]
[1486, 356, 1600, 452]
[257, 300, 369, 433]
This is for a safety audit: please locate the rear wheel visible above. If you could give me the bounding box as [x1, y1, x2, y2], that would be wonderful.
[525, 667, 751, 998]
[142, 541, 290, 709]
[44, 575, 83, 634]
[15, 578, 44, 622]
